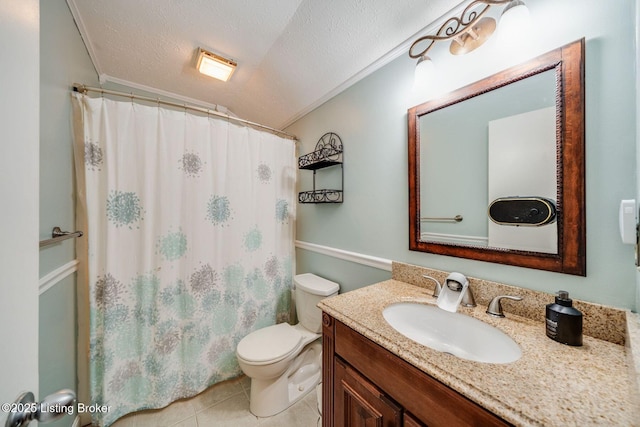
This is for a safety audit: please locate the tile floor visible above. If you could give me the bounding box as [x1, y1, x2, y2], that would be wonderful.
[110, 376, 321, 427]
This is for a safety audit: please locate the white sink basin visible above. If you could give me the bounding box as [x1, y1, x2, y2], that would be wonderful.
[382, 302, 521, 364]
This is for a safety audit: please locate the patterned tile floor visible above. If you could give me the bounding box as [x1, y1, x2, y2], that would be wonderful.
[110, 376, 321, 427]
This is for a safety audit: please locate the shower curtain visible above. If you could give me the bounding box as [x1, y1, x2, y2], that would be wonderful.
[72, 93, 296, 426]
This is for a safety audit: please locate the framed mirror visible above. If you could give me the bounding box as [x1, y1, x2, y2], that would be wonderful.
[408, 39, 585, 275]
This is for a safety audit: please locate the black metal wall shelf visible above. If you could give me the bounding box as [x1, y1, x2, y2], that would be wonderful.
[298, 132, 343, 204]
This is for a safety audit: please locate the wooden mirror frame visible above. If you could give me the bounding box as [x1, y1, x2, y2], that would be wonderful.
[408, 39, 585, 275]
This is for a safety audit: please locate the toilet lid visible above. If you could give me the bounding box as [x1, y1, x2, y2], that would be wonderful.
[236, 323, 302, 364]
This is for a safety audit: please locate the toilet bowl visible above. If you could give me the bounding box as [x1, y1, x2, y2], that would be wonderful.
[236, 273, 339, 417]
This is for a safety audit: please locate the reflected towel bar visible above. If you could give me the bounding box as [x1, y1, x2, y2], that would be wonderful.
[420, 215, 463, 223]
[39, 227, 83, 248]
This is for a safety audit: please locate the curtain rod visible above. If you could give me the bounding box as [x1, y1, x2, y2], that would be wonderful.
[72, 83, 298, 141]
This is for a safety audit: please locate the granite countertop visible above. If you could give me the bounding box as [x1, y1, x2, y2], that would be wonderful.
[319, 279, 640, 427]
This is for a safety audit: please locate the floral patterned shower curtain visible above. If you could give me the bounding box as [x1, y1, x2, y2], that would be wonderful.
[72, 93, 296, 426]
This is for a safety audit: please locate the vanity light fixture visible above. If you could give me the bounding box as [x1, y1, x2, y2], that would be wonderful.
[409, 0, 530, 82]
[196, 48, 237, 82]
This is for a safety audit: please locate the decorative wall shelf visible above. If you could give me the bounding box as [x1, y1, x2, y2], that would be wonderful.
[298, 132, 343, 204]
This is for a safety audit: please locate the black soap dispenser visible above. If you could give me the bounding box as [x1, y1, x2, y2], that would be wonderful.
[545, 291, 583, 346]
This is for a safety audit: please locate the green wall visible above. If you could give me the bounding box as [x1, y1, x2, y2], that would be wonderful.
[39, 0, 98, 424]
[288, 0, 638, 310]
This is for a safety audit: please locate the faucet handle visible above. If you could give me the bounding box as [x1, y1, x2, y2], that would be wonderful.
[486, 295, 523, 317]
[422, 275, 442, 298]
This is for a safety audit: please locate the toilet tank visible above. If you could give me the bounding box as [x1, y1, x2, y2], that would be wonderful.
[294, 273, 339, 333]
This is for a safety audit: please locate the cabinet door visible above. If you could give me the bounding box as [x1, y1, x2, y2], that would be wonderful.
[334, 358, 402, 427]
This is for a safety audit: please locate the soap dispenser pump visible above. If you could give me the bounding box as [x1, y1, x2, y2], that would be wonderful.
[545, 290, 583, 346]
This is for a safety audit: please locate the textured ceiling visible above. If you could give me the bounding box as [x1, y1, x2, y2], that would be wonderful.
[67, 0, 462, 129]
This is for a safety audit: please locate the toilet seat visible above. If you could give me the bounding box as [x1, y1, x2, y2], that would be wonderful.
[237, 323, 303, 365]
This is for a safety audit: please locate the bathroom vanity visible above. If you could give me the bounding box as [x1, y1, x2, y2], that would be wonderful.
[323, 314, 509, 426]
[319, 267, 640, 427]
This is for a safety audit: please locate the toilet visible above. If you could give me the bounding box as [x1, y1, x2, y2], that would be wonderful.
[236, 273, 339, 417]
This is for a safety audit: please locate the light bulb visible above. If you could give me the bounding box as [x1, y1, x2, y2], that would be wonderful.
[497, 0, 531, 50]
[413, 55, 435, 91]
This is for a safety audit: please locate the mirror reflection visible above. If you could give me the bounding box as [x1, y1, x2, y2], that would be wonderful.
[419, 69, 557, 253]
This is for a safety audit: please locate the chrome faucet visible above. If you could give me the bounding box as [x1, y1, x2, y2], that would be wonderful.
[436, 272, 475, 312]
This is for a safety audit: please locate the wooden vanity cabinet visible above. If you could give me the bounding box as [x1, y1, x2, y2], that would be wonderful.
[322, 313, 512, 427]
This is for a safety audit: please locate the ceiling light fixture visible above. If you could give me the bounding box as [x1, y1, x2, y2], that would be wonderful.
[409, 0, 530, 83]
[196, 48, 237, 82]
